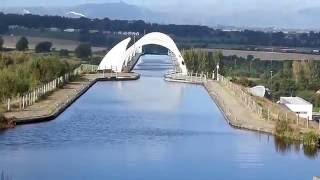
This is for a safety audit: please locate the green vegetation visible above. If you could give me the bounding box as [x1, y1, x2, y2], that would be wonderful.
[3, 13, 320, 49]
[211, 52, 320, 105]
[275, 120, 296, 138]
[16, 36, 29, 51]
[0, 112, 14, 129]
[59, 49, 70, 57]
[182, 49, 223, 77]
[0, 52, 74, 103]
[75, 44, 92, 59]
[0, 36, 3, 50]
[0, 113, 5, 129]
[302, 131, 320, 146]
[35, 41, 52, 53]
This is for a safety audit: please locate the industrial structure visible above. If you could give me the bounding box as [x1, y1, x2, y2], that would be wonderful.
[98, 32, 188, 75]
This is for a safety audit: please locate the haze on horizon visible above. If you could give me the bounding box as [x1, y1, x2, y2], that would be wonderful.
[1, 0, 320, 29]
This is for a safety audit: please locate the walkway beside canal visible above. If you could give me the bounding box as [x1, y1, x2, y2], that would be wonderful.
[204, 80, 275, 134]
[4, 73, 139, 125]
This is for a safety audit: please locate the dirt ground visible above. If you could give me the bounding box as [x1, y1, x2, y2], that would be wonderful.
[208, 49, 320, 61]
[2, 35, 106, 52]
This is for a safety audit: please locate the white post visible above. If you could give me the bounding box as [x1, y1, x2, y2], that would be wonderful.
[22, 96, 25, 109]
[216, 64, 220, 81]
[7, 98, 10, 111]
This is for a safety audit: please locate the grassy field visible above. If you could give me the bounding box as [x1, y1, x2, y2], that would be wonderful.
[207, 49, 320, 61]
[2, 35, 106, 52]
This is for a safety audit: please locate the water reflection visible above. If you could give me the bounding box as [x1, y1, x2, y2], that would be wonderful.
[274, 137, 319, 159]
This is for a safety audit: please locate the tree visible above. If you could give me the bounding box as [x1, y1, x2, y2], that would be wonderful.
[16, 37, 29, 51]
[59, 49, 69, 57]
[75, 44, 92, 59]
[0, 36, 3, 50]
[35, 41, 52, 53]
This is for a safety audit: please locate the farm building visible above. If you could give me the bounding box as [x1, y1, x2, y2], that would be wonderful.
[279, 97, 313, 120]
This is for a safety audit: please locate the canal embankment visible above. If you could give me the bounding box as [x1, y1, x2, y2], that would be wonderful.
[166, 73, 320, 146]
[3, 72, 140, 125]
[204, 80, 275, 134]
[209, 77, 320, 147]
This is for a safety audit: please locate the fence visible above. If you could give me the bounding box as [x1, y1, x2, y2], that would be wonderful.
[165, 71, 213, 84]
[217, 74, 320, 131]
[5, 64, 98, 112]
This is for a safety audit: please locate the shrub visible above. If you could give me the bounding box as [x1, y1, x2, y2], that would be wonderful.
[59, 49, 69, 57]
[75, 43, 92, 59]
[0, 36, 3, 50]
[0, 113, 6, 129]
[231, 77, 256, 87]
[16, 36, 29, 51]
[275, 120, 293, 137]
[35, 41, 52, 53]
[302, 131, 319, 146]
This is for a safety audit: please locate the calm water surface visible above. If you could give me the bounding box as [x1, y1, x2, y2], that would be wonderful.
[0, 55, 319, 180]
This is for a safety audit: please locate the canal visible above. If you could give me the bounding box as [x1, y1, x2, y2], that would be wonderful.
[0, 55, 319, 180]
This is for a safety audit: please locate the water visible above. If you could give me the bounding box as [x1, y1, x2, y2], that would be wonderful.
[0, 55, 319, 180]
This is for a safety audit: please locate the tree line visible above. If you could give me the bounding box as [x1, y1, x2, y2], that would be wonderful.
[182, 49, 320, 108]
[1, 13, 320, 48]
[0, 36, 92, 59]
[182, 49, 224, 78]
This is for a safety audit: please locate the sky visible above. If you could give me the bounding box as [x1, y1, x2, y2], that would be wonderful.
[1, 0, 317, 10]
[1, 0, 320, 28]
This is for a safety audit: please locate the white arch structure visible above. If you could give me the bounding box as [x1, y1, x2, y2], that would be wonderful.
[98, 37, 131, 72]
[98, 32, 188, 75]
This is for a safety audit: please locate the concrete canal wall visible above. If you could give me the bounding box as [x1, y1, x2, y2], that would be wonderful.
[4, 73, 140, 125]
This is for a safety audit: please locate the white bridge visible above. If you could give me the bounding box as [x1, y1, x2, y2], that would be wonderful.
[98, 32, 188, 75]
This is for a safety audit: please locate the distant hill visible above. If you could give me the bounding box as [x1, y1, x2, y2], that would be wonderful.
[0, 2, 163, 21]
[1, 2, 320, 29]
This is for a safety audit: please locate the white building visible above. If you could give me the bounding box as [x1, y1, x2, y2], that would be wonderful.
[279, 97, 313, 120]
[64, 28, 80, 33]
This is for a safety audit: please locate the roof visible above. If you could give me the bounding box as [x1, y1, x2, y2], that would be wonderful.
[280, 97, 312, 105]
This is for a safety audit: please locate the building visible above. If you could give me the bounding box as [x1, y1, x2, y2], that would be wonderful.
[64, 28, 80, 33]
[47, 27, 60, 32]
[279, 97, 313, 120]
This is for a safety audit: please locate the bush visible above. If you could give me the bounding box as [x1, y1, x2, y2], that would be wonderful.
[59, 49, 69, 57]
[0, 113, 6, 129]
[16, 36, 29, 51]
[231, 77, 256, 87]
[0, 36, 3, 50]
[35, 41, 52, 53]
[75, 43, 92, 59]
[302, 131, 319, 146]
[275, 120, 293, 137]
